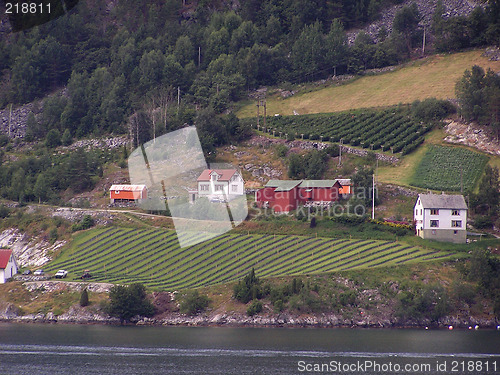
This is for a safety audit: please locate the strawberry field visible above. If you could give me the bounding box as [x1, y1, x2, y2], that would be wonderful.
[409, 145, 488, 192]
[44, 227, 462, 290]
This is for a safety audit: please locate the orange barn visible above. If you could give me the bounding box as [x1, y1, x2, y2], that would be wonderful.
[109, 185, 148, 203]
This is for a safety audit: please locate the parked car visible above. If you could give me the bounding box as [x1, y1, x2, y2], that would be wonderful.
[54, 270, 68, 279]
[22, 269, 31, 275]
[33, 269, 44, 276]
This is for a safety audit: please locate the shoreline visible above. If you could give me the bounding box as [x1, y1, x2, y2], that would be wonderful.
[1, 306, 498, 330]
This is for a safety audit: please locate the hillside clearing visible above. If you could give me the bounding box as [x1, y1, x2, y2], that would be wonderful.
[237, 49, 500, 117]
[44, 227, 463, 290]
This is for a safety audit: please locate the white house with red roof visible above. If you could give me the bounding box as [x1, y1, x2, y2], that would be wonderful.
[195, 169, 244, 200]
[0, 249, 18, 284]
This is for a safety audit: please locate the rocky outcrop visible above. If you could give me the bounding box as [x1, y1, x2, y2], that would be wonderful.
[347, 0, 483, 44]
[0, 228, 65, 267]
[444, 120, 500, 156]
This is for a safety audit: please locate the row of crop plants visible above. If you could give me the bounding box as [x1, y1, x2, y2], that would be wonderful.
[240, 107, 430, 154]
[409, 145, 489, 192]
[46, 228, 463, 290]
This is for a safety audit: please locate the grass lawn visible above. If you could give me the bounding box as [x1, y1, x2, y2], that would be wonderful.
[237, 49, 500, 118]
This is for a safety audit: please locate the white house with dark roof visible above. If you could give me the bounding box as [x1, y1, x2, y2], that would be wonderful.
[196, 169, 244, 200]
[0, 249, 18, 284]
[414, 193, 468, 243]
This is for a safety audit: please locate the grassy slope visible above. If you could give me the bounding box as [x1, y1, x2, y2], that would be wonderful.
[44, 226, 463, 290]
[237, 49, 500, 117]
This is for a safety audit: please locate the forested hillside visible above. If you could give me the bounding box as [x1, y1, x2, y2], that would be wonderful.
[0, 0, 498, 147]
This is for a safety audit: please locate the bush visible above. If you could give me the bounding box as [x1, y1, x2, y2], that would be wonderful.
[310, 216, 317, 228]
[80, 288, 89, 307]
[411, 98, 455, 121]
[473, 215, 493, 229]
[275, 144, 288, 158]
[108, 283, 155, 324]
[247, 300, 263, 316]
[72, 215, 95, 232]
[233, 268, 262, 304]
[45, 129, 61, 148]
[0, 204, 10, 218]
[180, 290, 210, 315]
[325, 144, 339, 157]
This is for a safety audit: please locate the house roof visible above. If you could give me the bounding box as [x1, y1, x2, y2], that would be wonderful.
[299, 180, 339, 188]
[265, 180, 302, 192]
[418, 194, 468, 210]
[337, 179, 352, 186]
[0, 249, 13, 269]
[197, 169, 238, 182]
[109, 184, 147, 191]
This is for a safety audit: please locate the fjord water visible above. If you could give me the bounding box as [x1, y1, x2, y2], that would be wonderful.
[0, 324, 499, 375]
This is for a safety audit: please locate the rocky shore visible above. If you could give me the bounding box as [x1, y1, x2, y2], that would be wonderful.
[1, 302, 497, 329]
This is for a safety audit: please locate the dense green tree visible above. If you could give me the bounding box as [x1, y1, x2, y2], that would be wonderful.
[349, 31, 375, 73]
[470, 166, 500, 216]
[80, 288, 89, 307]
[392, 3, 421, 57]
[325, 19, 349, 75]
[45, 129, 61, 148]
[456, 65, 500, 129]
[33, 172, 50, 203]
[291, 22, 325, 80]
[108, 283, 155, 324]
[174, 35, 195, 66]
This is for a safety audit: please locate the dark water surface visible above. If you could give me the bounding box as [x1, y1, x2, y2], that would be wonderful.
[0, 324, 499, 374]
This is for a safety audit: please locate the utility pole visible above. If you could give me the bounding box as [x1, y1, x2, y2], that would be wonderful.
[263, 99, 267, 129]
[372, 172, 375, 220]
[256, 100, 260, 128]
[460, 165, 463, 194]
[177, 86, 180, 114]
[339, 139, 343, 166]
[422, 26, 426, 56]
[198, 46, 201, 67]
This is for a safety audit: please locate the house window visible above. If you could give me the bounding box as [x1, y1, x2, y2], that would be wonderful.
[451, 220, 462, 228]
[231, 185, 238, 192]
[452, 210, 460, 216]
[200, 185, 209, 191]
[115, 191, 120, 194]
[454, 230, 458, 235]
[432, 229, 436, 235]
[430, 220, 439, 228]
[430, 209, 439, 215]
[215, 185, 224, 191]
[420, 209, 422, 215]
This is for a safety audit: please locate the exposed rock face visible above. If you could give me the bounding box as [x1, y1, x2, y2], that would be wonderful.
[444, 120, 500, 156]
[346, 0, 483, 44]
[0, 101, 39, 139]
[22, 281, 113, 293]
[0, 228, 65, 267]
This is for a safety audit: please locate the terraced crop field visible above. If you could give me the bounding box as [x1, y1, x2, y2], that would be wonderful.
[409, 145, 489, 192]
[240, 107, 427, 155]
[45, 227, 463, 290]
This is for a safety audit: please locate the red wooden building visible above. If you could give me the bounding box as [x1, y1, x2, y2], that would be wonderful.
[109, 185, 148, 203]
[255, 180, 342, 213]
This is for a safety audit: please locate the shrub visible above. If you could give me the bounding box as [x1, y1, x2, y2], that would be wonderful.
[80, 288, 89, 307]
[108, 283, 155, 324]
[233, 268, 262, 303]
[180, 290, 210, 315]
[411, 98, 455, 121]
[275, 144, 288, 158]
[0, 204, 10, 218]
[473, 215, 493, 229]
[247, 300, 263, 316]
[310, 216, 317, 228]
